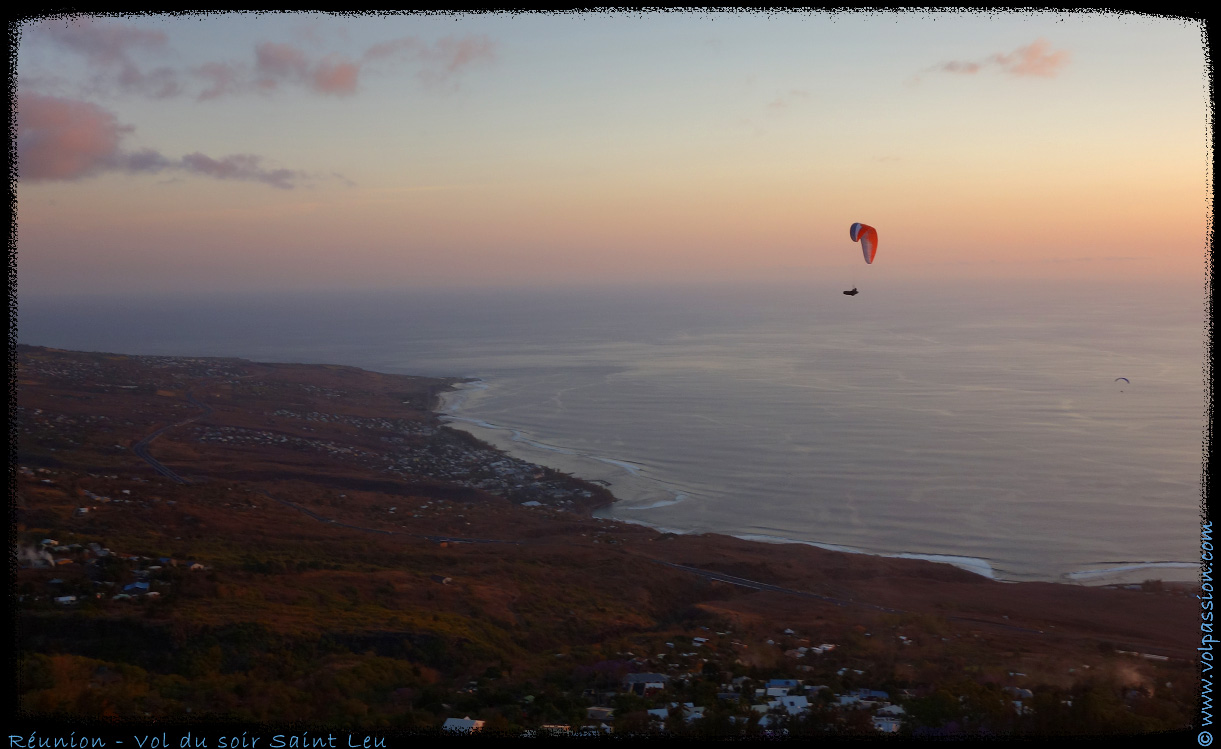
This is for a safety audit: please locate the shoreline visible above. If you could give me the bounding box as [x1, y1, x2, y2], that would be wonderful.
[436, 379, 1199, 588]
[16, 343, 1196, 591]
[16, 346, 1202, 731]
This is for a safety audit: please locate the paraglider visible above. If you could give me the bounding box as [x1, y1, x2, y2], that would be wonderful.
[1115, 377, 1129, 392]
[850, 222, 879, 264]
[844, 222, 877, 296]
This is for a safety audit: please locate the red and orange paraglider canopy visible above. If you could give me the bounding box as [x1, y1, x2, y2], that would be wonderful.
[850, 222, 878, 264]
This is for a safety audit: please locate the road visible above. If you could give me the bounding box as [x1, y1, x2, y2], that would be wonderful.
[129, 392, 213, 485]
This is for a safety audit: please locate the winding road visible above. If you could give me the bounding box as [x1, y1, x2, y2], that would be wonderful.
[129, 392, 212, 485]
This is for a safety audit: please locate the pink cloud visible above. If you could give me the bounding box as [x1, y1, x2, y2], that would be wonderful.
[362, 34, 495, 86]
[991, 39, 1071, 77]
[247, 34, 494, 96]
[17, 92, 310, 189]
[33, 21, 493, 101]
[117, 64, 181, 98]
[16, 92, 129, 180]
[363, 37, 421, 61]
[416, 35, 495, 87]
[38, 19, 167, 67]
[194, 61, 244, 101]
[255, 41, 311, 81]
[312, 58, 359, 96]
[36, 19, 182, 97]
[939, 61, 981, 74]
[933, 38, 1069, 79]
[432, 35, 495, 74]
[254, 41, 360, 96]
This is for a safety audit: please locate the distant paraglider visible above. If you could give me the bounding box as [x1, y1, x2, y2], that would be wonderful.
[844, 222, 878, 296]
[1115, 377, 1129, 392]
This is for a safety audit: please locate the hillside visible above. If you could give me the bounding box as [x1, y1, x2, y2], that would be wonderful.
[13, 344, 1198, 736]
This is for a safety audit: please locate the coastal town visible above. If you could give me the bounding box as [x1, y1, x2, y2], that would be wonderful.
[20, 513, 1177, 737]
[16, 347, 610, 513]
[14, 346, 1197, 737]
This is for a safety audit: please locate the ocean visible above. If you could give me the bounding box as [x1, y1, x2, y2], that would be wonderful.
[18, 276, 1206, 584]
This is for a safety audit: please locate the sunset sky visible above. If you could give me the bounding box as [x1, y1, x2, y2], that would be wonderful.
[15, 11, 1209, 296]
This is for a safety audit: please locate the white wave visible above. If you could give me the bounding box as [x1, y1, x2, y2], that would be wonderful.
[889, 552, 996, 580]
[733, 533, 870, 556]
[441, 401, 653, 484]
[442, 415, 498, 430]
[1066, 561, 1197, 582]
[443, 413, 590, 458]
[510, 431, 580, 456]
[731, 534, 996, 579]
[626, 492, 690, 511]
[591, 455, 646, 476]
[436, 379, 487, 414]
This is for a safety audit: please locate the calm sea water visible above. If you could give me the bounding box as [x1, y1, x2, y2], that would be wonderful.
[18, 276, 1207, 584]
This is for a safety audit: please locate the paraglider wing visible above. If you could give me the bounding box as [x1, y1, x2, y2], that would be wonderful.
[1114, 377, 1130, 384]
[850, 222, 878, 264]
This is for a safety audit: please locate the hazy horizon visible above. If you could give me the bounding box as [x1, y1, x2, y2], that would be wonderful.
[17, 273, 1208, 360]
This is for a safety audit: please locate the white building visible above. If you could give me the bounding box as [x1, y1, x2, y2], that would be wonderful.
[778, 695, 810, 715]
[442, 717, 484, 733]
